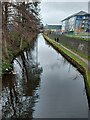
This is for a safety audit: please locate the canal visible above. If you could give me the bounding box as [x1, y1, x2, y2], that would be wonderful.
[2, 34, 89, 119]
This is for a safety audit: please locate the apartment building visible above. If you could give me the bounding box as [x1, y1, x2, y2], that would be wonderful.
[61, 11, 90, 34]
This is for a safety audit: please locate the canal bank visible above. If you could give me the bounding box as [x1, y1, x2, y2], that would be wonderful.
[43, 34, 90, 108]
[2, 33, 38, 74]
[47, 32, 90, 59]
[2, 34, 89, 118]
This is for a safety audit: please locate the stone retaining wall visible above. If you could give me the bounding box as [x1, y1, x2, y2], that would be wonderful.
[48, 33, 90, 57]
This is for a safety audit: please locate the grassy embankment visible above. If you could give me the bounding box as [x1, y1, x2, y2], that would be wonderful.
[48, 33, 90, 61]
[65, 34, 90, 41]
[43, 34, 90, 103]
[62, 34, 90, 61]
[2, 32, 38, 73]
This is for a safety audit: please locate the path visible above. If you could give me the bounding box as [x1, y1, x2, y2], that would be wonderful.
[56, 41, 90, 70]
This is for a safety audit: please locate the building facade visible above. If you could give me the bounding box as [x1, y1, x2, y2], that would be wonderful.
[61, 11, 90, 34]
[44, 24, 62, 34]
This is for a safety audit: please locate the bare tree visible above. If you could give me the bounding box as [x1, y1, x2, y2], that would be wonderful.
[2, 1, 40, 71]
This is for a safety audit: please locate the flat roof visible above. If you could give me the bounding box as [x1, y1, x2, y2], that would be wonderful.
[45, 24, 62, 29]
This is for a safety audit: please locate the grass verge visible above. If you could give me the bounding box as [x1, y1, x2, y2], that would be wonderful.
[65, 34, 90, 41]
[43, 34, 90, 107]
[48, 33, 90, 61]
[57, 41, 90, 61]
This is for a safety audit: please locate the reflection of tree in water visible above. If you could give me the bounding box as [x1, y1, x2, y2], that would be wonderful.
[62, 57, 68, 66]
[2, 41, 42, 119]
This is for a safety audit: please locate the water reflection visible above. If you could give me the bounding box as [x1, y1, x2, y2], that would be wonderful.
[33, 34, 88, 118]
[2, 39, 42, 119]
[2, 34, 89, 118]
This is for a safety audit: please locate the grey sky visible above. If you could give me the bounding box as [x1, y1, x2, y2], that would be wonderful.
[40, 2, 88, 25]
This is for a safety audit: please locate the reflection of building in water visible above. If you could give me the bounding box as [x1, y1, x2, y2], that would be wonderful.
[2, 42, 43, 119]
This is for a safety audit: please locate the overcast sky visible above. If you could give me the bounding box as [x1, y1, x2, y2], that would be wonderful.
[40, 1, 89, 25]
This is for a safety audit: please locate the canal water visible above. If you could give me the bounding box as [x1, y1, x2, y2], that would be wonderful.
[2, 34, 89, 118]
